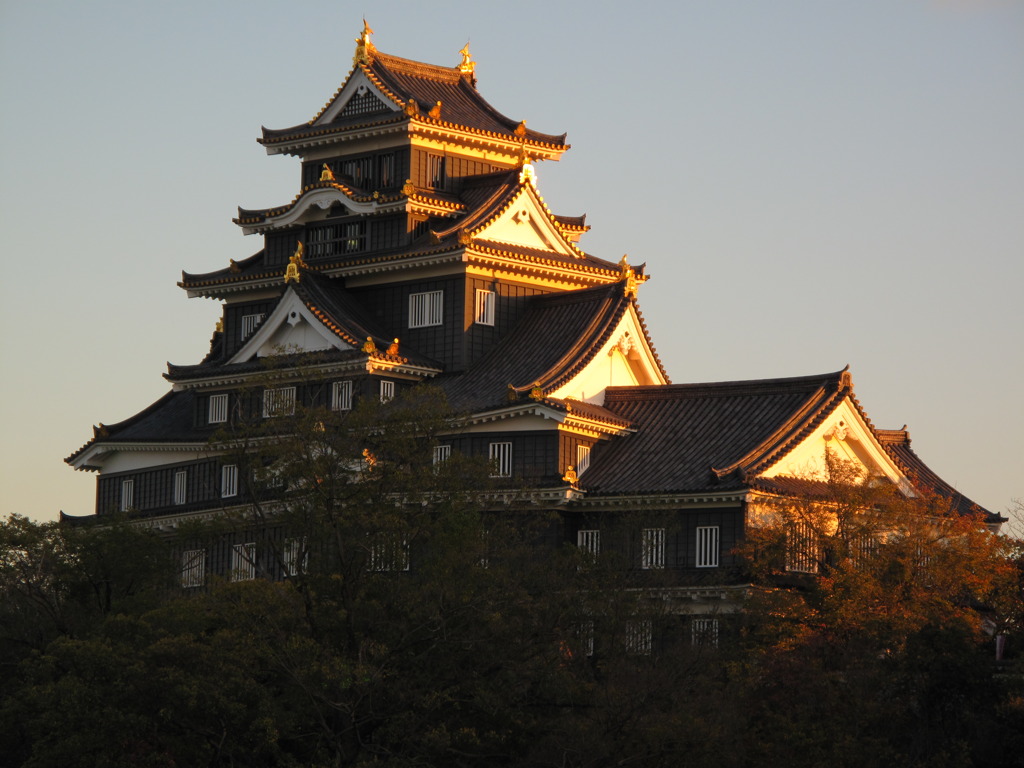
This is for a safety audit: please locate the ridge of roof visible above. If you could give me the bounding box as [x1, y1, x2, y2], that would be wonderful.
[605, 368, 850, 403]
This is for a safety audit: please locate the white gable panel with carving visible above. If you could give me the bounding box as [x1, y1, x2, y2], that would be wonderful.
[759, 398, 909, 490]
[313, 70, 400, 126]
[472, 185, 579, 258]
[228, 291, 354, 364]
[547, 304, 667, 405]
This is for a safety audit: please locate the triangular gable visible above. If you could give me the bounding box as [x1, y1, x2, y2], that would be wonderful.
[228, 290, 354, 364]
[470, 183, 580, 259]
[313, 69, 400, 126]
[547, 303, 667, 404]
[759, 397, 910, 490]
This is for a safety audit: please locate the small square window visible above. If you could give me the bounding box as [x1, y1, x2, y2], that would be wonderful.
[221, 464, 238, 498]
[208, 394, 229, 424]
[231, 542, 256, 581]
[409, 290, 443, 328]
[488, 441, 512, 477]
[263, 386, 296, 418]
[180, 549, 206, 588]
[241, 313, 265, 339]
[380, 380, 395, 403]
[331, 380, 353, 411]
[696, 526, 720, 568]
[475, 289, 495, 326]
[173, 470, 187, 506]
[641, 528, 665, 569]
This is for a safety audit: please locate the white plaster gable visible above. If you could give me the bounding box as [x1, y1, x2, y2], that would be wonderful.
[313, 70, 400, 126]
[240, 188, 393, 235]
[228, 290, 353, 364]
[547, 304, 667, 404]
[472, 185, 578, 258]
[760, 398, 909, 490]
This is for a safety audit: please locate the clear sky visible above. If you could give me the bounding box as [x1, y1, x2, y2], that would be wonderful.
[1, 1, 1021, 525]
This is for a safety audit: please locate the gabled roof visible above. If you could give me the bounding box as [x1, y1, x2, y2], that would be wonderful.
[439, 283, 666, 412]
[259, 46, 567, 157]
[580, 370, 856, 495]
[876, 429, 1000, 523]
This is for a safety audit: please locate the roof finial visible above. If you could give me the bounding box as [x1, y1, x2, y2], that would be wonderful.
[458, 42, 476, 76]
[619, 255, 639, 299]
[354, 19, 376, 66]
[517, 143, 536, 186]
[320, 163, 336, 182]
[284, 241, 306, 283]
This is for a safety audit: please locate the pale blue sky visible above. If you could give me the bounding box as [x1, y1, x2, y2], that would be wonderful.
[1, 1, 1021, 524]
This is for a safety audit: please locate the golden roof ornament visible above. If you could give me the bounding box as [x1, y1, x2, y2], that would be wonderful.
[619, 254, 639, 299]
[361, 336, 377, 353]
[428, 101, 442, 119]
[362, 448, 377, 471]
[507, 384, 519, 402]
[562, 465, 579, 487]
[514, 120, 527, 137]
[401, 178, 415, 196]
[386, 338, 400, 355]
[458, 43, 476, 76]
[284, 241, 306, 284]
[353, 19, 376, 66]
[529, 383, 545, 401]
[320, 163, 336, 182]
[229, 259, 241, 274]
[403, 98, 419, 117]
[457, 229, 473, 246]
[215, 317, 224, 334]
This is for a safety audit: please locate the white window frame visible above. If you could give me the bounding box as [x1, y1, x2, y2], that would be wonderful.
[369, 534, 410, 572]
[120, 478, 134, 512]
[173, 470, 187, 506]
[282, 537, 306, 577]
[692, 618, 719, 647]
[696, 525, 720, 568]
[576, 445, 591, 476]
[488, 441, 512, 478]
[331, 380, 353, 411]
[474, 289, 495, 326]
[380, 380, 395, 403]
[231, 542, 256, 582]
[641, 528, 665, 570]
[221, 464, 238, 498]
[241, 313, 265, 339]
[263, 386, 296, 418]
[409, 290, 443, 328]
[208, 393, 229, 424]
[180, 549, 205, 588]
[433, 444, 451, 465]
[577, 529, 600, 557]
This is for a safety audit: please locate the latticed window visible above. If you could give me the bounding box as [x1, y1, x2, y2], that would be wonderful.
[231, 542, 256, 581]
[331, 380, 352, 411]
[786, 520, 820, 573]
[433, 445, 451, 465]
[341, 156, 373, 185]
[696, 526, 720, 568]
[641, 528, 665, 569]
[409, 290, 443, 328]
[377, 152, 396, 187]
[208, 393, 228, 424]
[120, 478, 134, 512]
[307, 222, 366, 257]
[626, 620, 653, 655]
[339, 88, 388, 118]
[263, 386, 296, 418]
[369, 534, 410, 572]
[692, 618, 719, 647]
[173, 470, 187, 506]
[489, 442, 512, 477]
[221, 464, 238, 498]
[180, 549, 205, 588]
[576, 445, 591, 476]
[380, 380, 395, 403]
[475, 289, 495, 326]
[577, 529, 600, 557]
[428, 154, 445, 188]
[241, 313, 265, 339]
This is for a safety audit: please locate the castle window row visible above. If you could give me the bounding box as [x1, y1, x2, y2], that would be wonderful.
[573, 523, 735, 572]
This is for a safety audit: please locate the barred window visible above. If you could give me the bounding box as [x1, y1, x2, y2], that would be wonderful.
[576, 445, 591, 476]
[221, 464, 238, 498]
[208, 393, 229, 424]
[786, 520, 820, 574]
[180, 549, 206, 588]
[120, 478, 134, 512]
[282, 537, 306, 577]
[231, 542, 256, 582]
[241, 313, 265, 339]
[488, 441, 512, 477]
[331, 380, 353, 411]
[475, 289, 495, 326]
[626, 620, 652, 655]
[173, 470, 187, 506]
[696, 526, 720, 568]
[380, 380, 395, 403]
[409, 290, 443, 328]
[428, 154, 445, 188]
[641, 528, 665, 569]
[378, 152, 395, 187]
[692, 618, 719, 647]
[433, 445, 451, 465]
[577, 529, 600, 557]
[369, 534, 410, 572]
[263, 386, 296, 418]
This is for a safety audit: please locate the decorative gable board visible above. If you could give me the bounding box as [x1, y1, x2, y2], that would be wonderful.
[314, 71, 400, 126]
[548, 305, 667, 404]
[228, 290, 353, 364]
[472, 186, 578, 258]
[759, 398, 909, 489]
